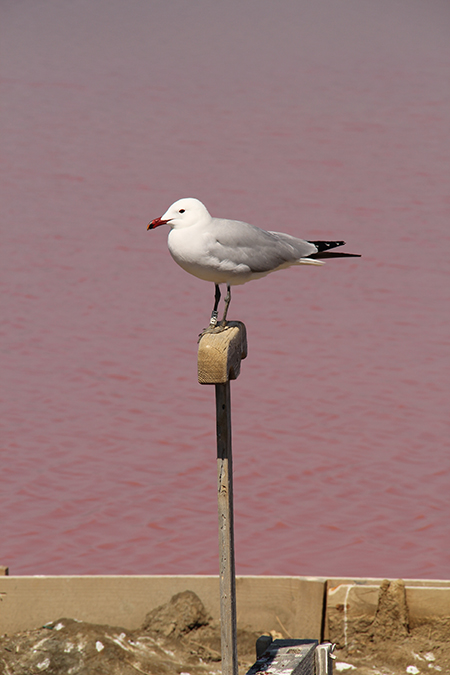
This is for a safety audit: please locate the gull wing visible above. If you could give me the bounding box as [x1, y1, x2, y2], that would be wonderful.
[208, 219, 317, 273]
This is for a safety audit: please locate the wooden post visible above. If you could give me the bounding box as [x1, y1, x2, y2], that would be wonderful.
[198, 321, 247, 675]
[216, 380, 238, 675]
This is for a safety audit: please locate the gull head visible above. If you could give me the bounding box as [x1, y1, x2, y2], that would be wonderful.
[148, 197, 211, 230]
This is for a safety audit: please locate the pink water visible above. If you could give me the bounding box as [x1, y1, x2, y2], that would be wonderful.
[1, 0, 450, 579]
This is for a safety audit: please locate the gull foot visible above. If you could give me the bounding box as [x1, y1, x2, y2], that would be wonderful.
[197, 322, 229, 342]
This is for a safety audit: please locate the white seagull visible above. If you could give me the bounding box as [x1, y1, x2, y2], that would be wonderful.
[148, 198, 360, 329]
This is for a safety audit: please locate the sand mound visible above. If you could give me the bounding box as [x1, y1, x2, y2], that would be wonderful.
[0, 591, 259, 675]
[332, 579, 450, 675]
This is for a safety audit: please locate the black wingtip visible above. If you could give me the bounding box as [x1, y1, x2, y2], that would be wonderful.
[307, 239, 360, 259]
[308, 240, 346, 252]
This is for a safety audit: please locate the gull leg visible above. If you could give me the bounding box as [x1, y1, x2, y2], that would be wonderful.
[220, 285, 231, 327]
[209, 284, 221, 327]
[198, 284, 231, 342]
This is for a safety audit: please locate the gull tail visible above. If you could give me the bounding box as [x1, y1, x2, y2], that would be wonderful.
[299, 258, 325, 266]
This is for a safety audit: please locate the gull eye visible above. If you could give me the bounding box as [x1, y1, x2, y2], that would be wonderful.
[179, 209, 185, 213]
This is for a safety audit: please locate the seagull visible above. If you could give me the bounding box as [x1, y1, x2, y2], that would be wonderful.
[148, 198, 360, 330]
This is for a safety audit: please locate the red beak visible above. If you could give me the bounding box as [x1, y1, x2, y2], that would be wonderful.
[147, 217, 169, 230]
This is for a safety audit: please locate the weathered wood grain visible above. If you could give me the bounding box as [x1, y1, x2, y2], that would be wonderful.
[198, 322, 247, 384]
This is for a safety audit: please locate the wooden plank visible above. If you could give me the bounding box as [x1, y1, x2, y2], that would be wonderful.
[236, 576, 326, 640]
[407, 584, 450, 621]
[325, 577, 450, 646]
[0, 575, 326, 637]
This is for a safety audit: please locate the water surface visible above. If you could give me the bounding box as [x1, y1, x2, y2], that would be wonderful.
[1, 0, 450, 578]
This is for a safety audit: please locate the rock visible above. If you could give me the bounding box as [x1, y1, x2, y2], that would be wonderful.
[142, 590, 210, 638]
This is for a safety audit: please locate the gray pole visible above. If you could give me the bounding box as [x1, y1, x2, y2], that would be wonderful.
[216, 381, 238, 675]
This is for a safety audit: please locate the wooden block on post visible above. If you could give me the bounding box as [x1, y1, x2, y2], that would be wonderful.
[198, 321, 247, 384]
